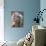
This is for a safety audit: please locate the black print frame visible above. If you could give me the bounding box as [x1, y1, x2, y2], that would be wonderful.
[11, 11, 24, 27]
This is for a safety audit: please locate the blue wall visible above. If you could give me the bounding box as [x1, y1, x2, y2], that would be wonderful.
[4, 0, 40, 42]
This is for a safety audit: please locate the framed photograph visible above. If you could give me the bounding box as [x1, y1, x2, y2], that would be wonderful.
[11, 11, 24, 27]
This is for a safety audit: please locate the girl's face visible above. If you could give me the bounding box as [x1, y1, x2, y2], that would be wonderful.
[15, 15, 20, 24]
[12, 13, 21, 25]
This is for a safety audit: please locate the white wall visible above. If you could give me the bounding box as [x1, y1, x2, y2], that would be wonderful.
[0, 0, 4, 42]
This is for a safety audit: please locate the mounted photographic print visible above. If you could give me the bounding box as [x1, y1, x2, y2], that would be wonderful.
[11, 11, 24, 27]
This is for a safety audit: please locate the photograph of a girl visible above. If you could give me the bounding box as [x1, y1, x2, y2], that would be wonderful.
[11, 11, 24, 27]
